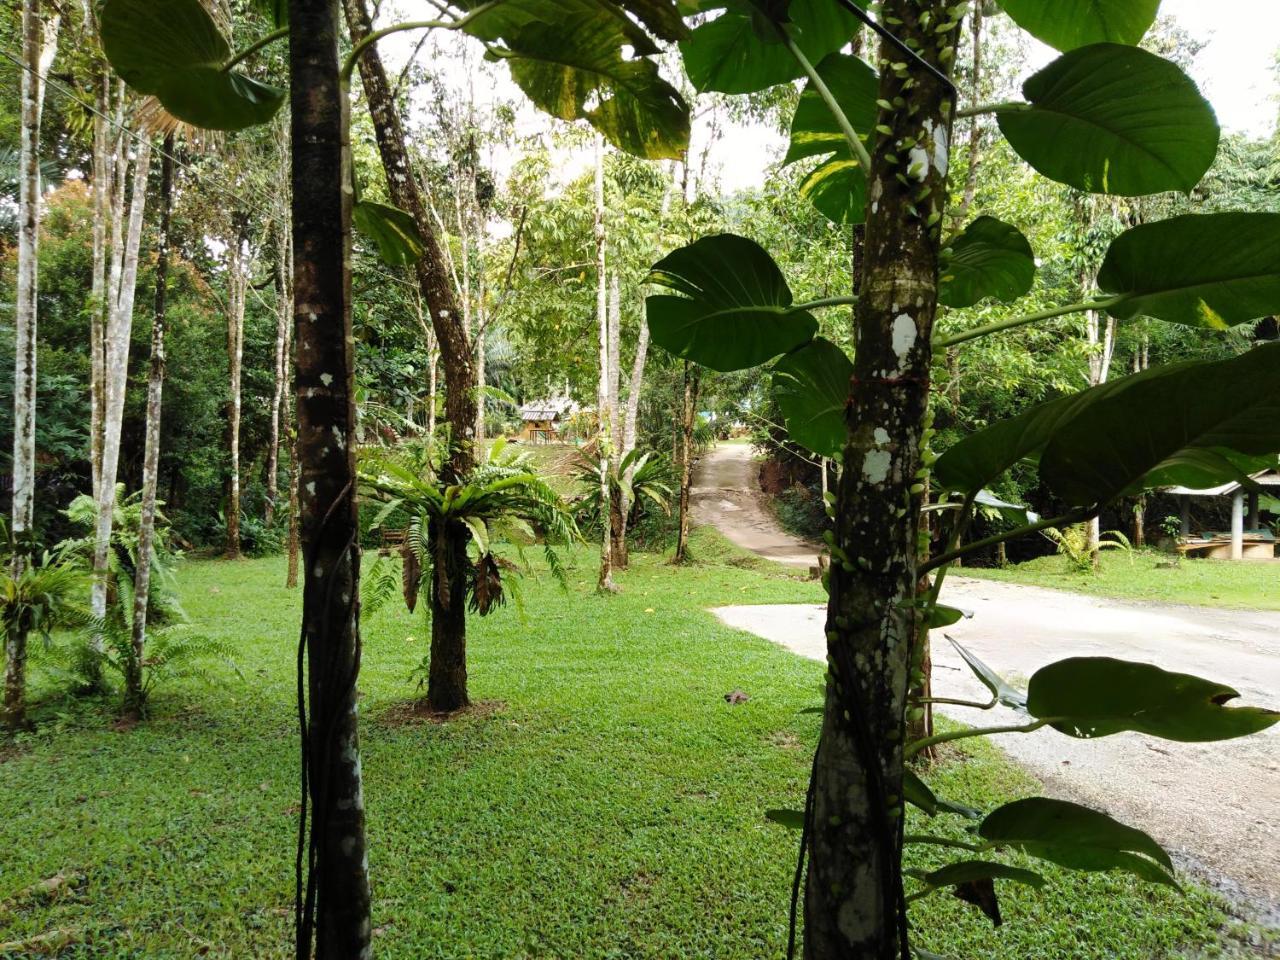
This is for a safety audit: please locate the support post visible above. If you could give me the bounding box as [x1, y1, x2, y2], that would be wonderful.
[1247, 491, 1259, 530]
[1179, 496, 1191, 539]
[1231, 490, 1244, 560]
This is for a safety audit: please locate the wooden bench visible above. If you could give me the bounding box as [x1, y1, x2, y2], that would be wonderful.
[379, 527, 407, 556]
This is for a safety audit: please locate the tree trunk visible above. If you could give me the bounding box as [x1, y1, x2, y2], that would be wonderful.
[343, 0, 476, 711]
[613, 316, 651, 570]
[125, 135, 175, 719]
[594, 139, 615, 592]
[4, 0, 54, 730]
[91, 136, 151, 630]
[89, 73, 110, 504]
[288, 1, 371, 954]
[674, 362, 699, 564]
[805, 3, 955, 956]
[285, 418, 301, 589]
[266, 215, 292, 527]
[607, 272, 627, 568]
[224, 223, 247, 559]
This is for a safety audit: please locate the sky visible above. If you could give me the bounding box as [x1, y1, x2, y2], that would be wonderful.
[386, 0, 1280, 195]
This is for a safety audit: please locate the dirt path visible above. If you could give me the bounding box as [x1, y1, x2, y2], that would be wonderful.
[697, 446, 1280, 917]
[691, 443, 819, 567]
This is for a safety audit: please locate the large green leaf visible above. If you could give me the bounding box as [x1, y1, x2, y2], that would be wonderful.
[933, 391, 1091, 496]
[463, 0, 684, 55]
[979, 797, 1177, 887]
[353, 201, 427, 267]
[646, 234, 817, 371]
[772, 338, 853, 459]
[939, 217, 1036, 309]
[1028, 657, 1279, 742]
[1099, 213, 1280, 328]
[1038, 344, 1280, 504]
[936, 345, 1280, 503]
[681, 0, 863, 95]
[498, 14, 689, 159]
[782, 53, 878, 224]
[904, 768, 982, 820]
[915, 860, 1045, 890]
[997, 0, 1160, 51]
[101, 0, 229, 94]
[100, 0, 286, 131]
[998, 44, 1219, 196]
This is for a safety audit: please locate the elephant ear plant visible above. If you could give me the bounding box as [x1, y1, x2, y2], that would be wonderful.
[650, 0, 1280, 955]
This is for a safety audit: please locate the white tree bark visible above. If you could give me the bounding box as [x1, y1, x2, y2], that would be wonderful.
[594, 137, 614, 592]
[224, 227, 248, 558]
[91, 136, 151, 624]
[11, 1, 56, 547]
[266, 218, 292, 526]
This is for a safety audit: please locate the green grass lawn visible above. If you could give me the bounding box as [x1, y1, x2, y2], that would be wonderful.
[962, 548, 1280, 610]
[0, 530, 1262, 958]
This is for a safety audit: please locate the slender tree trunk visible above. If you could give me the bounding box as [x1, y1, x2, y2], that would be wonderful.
[805, 3, 954, 955]
[4, 0, 54, 730]
[285, 418, 301, 588]
[224, 224, 247, 559]
[594, 139, 615, 592]
[343, 0, 476, 711]
[126, 135, 175, 719]
[89, 74, 111, 504]
[266, 216, 292, 527]
[288, 1, 371, 954]
[615, 312, 650, 569]
[607, 272, 627, 567]
[949, 3, 985, 229]
[91, 136, 151, 627]
[674, 363, 699, 564]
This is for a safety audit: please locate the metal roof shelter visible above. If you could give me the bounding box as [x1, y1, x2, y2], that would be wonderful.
[1167, 470, 1280, 560]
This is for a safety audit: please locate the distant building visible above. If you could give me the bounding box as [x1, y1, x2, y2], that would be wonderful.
[517, 397, 579, 443]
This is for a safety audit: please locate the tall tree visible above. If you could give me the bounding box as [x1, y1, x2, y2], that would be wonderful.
[266, 127, 293, 528]
[594, 138, 616, 592]
[223, 217, 248, 559]
[126, 133, 176, 718]
[342, 0, 479, 712]
[5, 0, 59, 729]
[289, 0, 371, 953]
[91, 134, 151, 628]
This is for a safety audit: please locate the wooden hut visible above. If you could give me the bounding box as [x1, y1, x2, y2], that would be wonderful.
[517, 398, 578, 443]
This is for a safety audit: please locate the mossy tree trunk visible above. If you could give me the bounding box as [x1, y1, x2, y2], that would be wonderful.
[805, 2, 956, 956]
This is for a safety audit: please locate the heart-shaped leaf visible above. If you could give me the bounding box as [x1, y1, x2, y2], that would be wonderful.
[1099, 213, 1280, 328]
[940, 217, 1036, 308]
[979, 797, 1177, 887]
[998, 44, 1219, 196]
[681, 0, 864, 95]
[100, 0, 285, 131]
[1028, 657, 1280, 742]
[353, 201, 427, 267]
[997, 0, 1160, 51]
[772, 337, 853, 459]
[646, 234, 817, 371]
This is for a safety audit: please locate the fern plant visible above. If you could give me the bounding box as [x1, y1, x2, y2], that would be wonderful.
[359, 437, 579, 621]
[573, 448, 674, 528]
[58, 486, 184, 625]
[1042, 524, 1132, 574]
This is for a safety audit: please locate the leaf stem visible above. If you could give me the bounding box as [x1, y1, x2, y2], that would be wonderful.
[792, 294, 859, 312]
[916, 695, 997, 709]
[932, 297, 1124, 348]
[905, 718, 1052, 759]
[781, 33, 873, 172]
[221, 26, 290, 73]
[341, 2, 503, 82]
[954, 100, 1029, 119]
